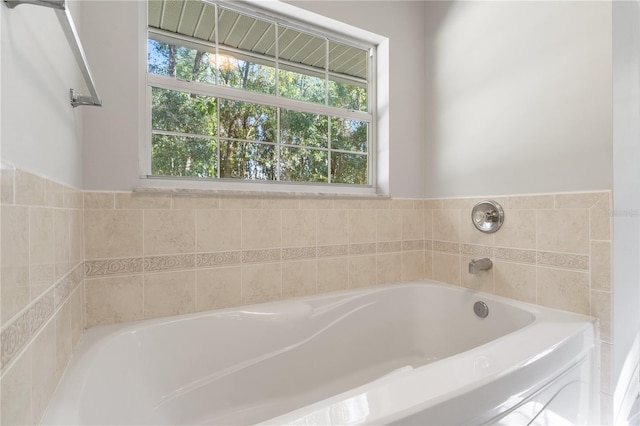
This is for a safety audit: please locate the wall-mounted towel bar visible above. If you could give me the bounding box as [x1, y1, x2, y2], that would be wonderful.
[4, 0, 102, 107]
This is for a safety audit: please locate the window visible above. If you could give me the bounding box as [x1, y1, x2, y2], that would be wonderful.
[145, 0, 376, 188]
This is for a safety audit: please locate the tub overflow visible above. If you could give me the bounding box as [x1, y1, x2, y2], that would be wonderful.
[474, 301, 489, 318]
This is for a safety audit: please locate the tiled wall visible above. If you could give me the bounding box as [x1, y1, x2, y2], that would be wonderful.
[0, 162, 85, 424]
[81, 192, 427, 326]
[0, 166, 614, 424]
[423, 192, 613, 423]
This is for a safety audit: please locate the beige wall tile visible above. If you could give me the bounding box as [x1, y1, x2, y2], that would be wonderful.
[144, 271, 196, 319]
[220, 196, 262, 210]
[537, 268, 590, 315]
[263, 197, 299, 210]
[282, 260, 317, 299]
[282, 210, 316, 247]
[349, 255, 377, 288]
[389, 199, 414, 210]
[349, 210, 376, 243]
[55, 301, 72, 381]
[63, 188, 83, 210]
[494, 262, 536, 303]
[377, 253, 402, 285]
[317, 210, 348, 245]
[144, 210, 195, 255]
[171, 194, 219, 210]
[242, 262, 281, 305]
[401, 251, 424, 282]
[1, 345, 32, 425]
[299, 198, 333, 210]
[115, 193, 171, 209]
[424, 250, 433, 279]
[377, 210, 402, 242]
[555, 192, 608, 209]
[1, 165, 15, 205]
[507, 195, 554, 209]
[69, 210, 84, 265]
[45, 180, 65, 208]
[83, 192, 114, 210]
[591, 241, 611, 291]
[70, 285, 84, 347]
[196, 267, 241, 311]
[459, 213, 494, 246]
[591, 290, 612, 343]
[317, 257, 348, 293]
[441, 198, 475, 210]
[31, 320, 56, 423]
[196, 210, 241, 252]
[590, 208, 611, 241]
[85, 275, 144, 327]
[402, 212, 423, 242]
[423, 199, 443, 210]
[84, 210, 143, 259]
[1, 205, 30, 322]
[537, 209, 589, 254]
[54, 209, 70, 279]
[424, 209, 433, 240]
[242, 209, 281, 250]
[432, 210, 460, 242]
[30, 208, 55, 292]
[493, 210, 536, 249]
[432, 252, 460, 286]
[15, 169, 45, 206]
[461, 256, 494, 293]
[333, 199, 365, 210]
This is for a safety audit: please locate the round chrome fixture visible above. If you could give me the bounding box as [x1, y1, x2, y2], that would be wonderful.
[474, 301, 489, 318]
[471, 200, 504, 234]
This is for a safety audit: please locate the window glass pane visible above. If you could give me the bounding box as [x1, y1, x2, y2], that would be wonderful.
[152, 134, 217, 178]
[331, 152, 368, 185]
[216, 51, 276, 94]
[280, 147, 328, 183]
[278, 69, 325, 104]
[219, 99, 276, 142]
[219, 140, 277, 180]
[148, 38, 216, 84]
[329, 80, 367, 112]
[280, 109, 327, 148]
[152, 87, 217, 136]
[331, 118, 368, 152]
[328, 41, 367, 111]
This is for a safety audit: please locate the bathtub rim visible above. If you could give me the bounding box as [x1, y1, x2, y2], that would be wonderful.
[42, 280, 599, 425]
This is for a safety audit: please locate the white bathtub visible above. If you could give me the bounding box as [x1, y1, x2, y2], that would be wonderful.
[42, 281, 599, 425]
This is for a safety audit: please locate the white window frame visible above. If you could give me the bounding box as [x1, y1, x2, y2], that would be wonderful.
[138, 0, 389, 196]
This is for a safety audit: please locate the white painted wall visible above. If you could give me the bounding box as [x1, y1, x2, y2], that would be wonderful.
[1, 0, 84, 188]
[424, 1, 613, 198]
[80, 1, 427, 198]
[612, 0, 640, 421]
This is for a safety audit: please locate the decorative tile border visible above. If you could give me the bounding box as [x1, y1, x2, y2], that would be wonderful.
[282, 246, 316, 261]
[241, 248, 281, 264]
[495, 247, 537, 264]
[317, 244, 348, 258]
[461, 244, 494, 257]
[144, 254, 195, 272]
[537, 251, 589, 270]
[349, 243, 377, 255]
[196, 251, 241, 267]
[433, 241, 460, 254]
[377, 241, 402, 253]
[1, 263, 83, 370]
[402, 240, 424, 251]
[85, 257, 144, 277]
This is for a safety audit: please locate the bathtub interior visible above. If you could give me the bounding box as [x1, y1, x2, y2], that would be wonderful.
[50, 284, 543, 425]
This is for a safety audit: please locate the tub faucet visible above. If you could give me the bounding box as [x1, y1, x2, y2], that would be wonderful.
[469, 258, 493, 274]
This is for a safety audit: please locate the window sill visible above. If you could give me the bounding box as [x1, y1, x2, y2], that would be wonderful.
[135, 176, 389, 199]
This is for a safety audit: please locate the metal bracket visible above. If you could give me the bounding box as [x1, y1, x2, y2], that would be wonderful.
[4, 0, 103, 108]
